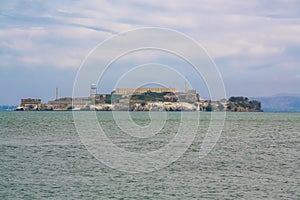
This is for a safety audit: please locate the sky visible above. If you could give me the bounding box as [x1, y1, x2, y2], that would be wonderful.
[1, 0, 300, 105]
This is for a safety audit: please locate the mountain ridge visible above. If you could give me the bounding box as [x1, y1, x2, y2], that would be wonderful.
[251, 94, 300, 112]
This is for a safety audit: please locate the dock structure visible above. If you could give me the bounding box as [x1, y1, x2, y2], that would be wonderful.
[15, 98, 42, 111]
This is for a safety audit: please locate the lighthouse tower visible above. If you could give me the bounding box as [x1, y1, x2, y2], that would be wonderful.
[90, 84, 97, 96]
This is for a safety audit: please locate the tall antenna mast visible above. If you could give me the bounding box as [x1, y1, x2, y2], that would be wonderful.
[56, 87, 59, 100]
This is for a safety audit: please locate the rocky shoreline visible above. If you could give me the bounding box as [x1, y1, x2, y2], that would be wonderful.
[15, 96, 263, 112]
[76, 102, 200, 111]
[15, 88, 263, 112]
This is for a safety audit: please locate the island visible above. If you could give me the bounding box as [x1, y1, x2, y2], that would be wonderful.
[15, 87, 263, 112]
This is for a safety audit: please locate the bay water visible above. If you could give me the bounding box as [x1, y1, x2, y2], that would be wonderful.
[0, 111, 299, 199]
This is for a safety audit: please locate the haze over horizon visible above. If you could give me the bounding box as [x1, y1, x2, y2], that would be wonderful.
[1, 0, 300, 105]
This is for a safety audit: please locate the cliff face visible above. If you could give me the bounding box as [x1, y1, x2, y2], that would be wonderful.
[87, 102, 199, 111]
[226, 96, 263, 112]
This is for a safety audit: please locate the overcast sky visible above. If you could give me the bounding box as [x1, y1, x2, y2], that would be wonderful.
[1, 0, 300, 105]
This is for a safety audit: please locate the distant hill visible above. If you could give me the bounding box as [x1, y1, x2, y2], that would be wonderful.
[253, 94, 300, 112]
[0, 105, 17, 111]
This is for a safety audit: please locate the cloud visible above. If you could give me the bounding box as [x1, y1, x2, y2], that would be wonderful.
[1, 0, 300, 104]
[1, 0, 300, 69]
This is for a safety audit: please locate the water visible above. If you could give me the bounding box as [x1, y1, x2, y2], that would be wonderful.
[0, 111, 299, 199]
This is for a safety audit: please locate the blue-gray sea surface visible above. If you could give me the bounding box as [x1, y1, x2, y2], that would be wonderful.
[0, 111, 299, 199]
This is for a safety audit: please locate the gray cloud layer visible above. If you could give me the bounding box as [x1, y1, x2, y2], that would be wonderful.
[0, 0, 300, 103]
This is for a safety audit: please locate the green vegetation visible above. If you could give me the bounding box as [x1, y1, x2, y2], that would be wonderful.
[205, 105, 213, 112]
[227, 96, 262, 112]
[217, 103, 225, 111]
[107, 94, 123, 104]
[130, 92, 170, 102]
[105, 94, 112, 104]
